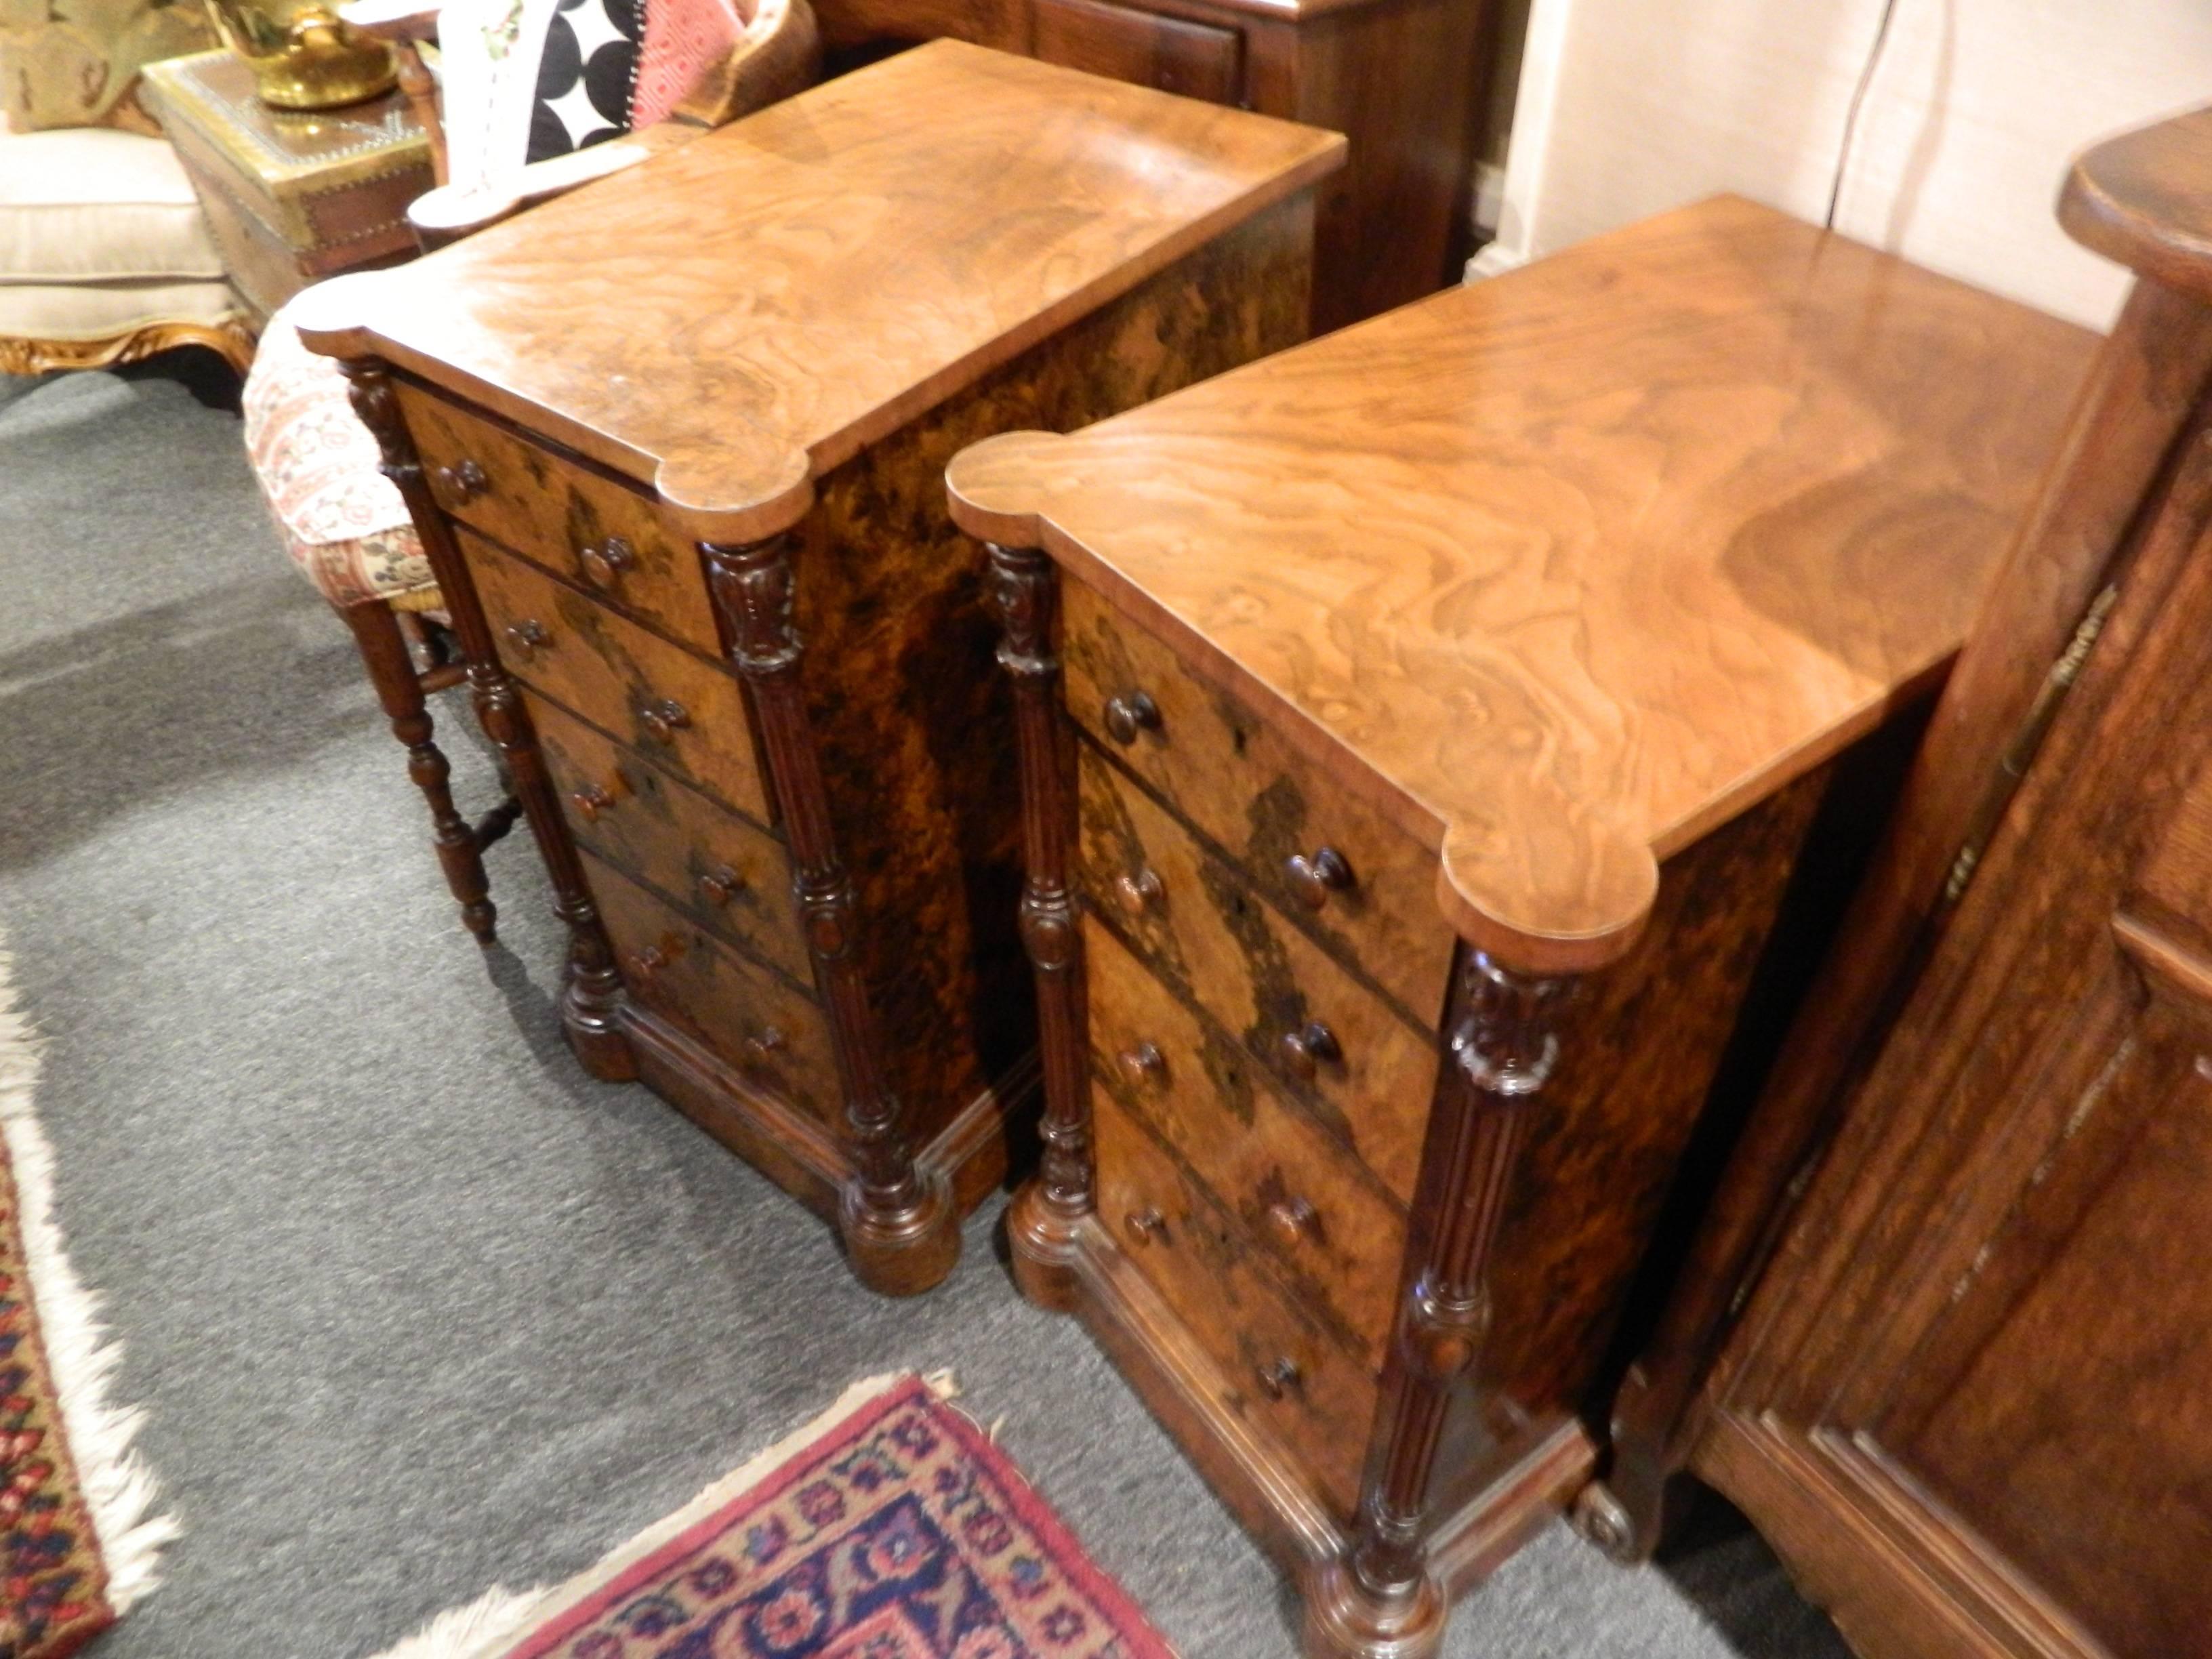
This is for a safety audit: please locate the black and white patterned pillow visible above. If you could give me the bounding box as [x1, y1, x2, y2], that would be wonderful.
[525, 0, 644, 162]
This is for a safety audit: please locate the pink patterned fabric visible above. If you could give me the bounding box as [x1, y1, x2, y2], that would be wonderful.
[632, 0, 745, 127]
[241, 306, 433, 610]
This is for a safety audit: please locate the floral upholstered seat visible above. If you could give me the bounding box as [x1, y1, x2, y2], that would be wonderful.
[242, 313, 436, 611]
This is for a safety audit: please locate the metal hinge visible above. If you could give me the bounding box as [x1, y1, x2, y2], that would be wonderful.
[1940, 581, 2122, 909]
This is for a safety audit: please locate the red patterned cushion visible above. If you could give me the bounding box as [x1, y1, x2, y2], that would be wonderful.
[242, 304, 434, 609]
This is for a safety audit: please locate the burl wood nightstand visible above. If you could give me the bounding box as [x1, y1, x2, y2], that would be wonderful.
[293, 41, 1343, 1296]
[947, 195, 2095, 1656]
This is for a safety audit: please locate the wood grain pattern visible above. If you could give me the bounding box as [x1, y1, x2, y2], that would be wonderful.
[398, 382, 725, 655]
[1078, 739, 1440, 1200]
[1091, 1085, 1377, 1518]
[949, 194, 2097, 972]
[464, 527, 775, 823]
[293, 41, 1345, 542]
[1086, 915, 1407, 1363]
[1063, 574, 1456, 1026]
[2059, 106, 2212, 308]
[527, 690, 808, 983]
[1031, 0, 1242, 103]
[790, 198, 1316, 1153]
[587, 851, 842, 1120]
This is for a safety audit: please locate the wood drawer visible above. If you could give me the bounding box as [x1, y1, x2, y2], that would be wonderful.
[1061, 577, 1454, 1027]
[585, 851, 840, 1122]
[1087, 916, 1406, 1364]
[1078, 742, 1437, 1204]
[464, 526, 775, 825]
[396, 382, 723, 655]
[529, 692, 808, 985]
[1093, 1087, 1374, 1517]
[1031, 0, 1242, 106]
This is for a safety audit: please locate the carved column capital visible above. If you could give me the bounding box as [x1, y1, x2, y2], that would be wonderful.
[703, 534, 805, 680]
[1450, 952, 1574, 1098]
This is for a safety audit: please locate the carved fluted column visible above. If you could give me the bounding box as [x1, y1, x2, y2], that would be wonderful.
[987, 541, 1092, 1311]
[1307, 950, 1575, 1659]
[341, 357, 635, 1077]
[702, 533, 959, 1296]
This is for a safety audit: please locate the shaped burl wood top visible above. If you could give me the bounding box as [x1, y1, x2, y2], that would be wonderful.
[291, 40, 1343, 541]
[948, 196, 2100, 972]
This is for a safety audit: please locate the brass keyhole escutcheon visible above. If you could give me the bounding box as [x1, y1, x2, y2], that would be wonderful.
[1102, 690, 1161, 745]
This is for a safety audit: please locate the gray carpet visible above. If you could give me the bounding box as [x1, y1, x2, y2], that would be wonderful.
[0, 357, 1851, 1659]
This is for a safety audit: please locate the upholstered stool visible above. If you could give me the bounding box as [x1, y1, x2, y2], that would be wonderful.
[243, 310, 520, 940]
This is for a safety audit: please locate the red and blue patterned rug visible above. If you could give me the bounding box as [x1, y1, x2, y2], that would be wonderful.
[375, 1374, 1177, 1659]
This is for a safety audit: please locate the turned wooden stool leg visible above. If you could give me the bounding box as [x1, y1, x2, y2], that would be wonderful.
[704, 531, 960, 1296]
[989, 541, 1092, 1311]
[1307, 951, 1577, 1659]
[342, 596, 498, 943]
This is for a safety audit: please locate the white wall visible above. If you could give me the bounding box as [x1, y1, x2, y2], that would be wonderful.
[1478, 0, 2212, 330]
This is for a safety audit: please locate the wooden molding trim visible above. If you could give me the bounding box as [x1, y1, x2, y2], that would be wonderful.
[1691, 1411, 2114, 1659]
[0, 319, 257, 377]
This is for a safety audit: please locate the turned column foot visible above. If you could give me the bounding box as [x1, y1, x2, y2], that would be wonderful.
[839, 1168, 960, 1296]
[561, 964, 638, 1082]
[1301, 1556, 1447, 1659]
[1005, 1180, 1084, 1312]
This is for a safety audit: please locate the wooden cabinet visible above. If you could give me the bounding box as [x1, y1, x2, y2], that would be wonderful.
[297, 42, 1342, 1297]
[947, 194, 2093, 1658]
[1610, 110, 2212, 1659]
[810, 0, 1492, 333]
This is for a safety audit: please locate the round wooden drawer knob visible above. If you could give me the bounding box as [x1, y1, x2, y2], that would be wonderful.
[1254, 1357, 1302, 1401]
[1265, 1196, 1317, 1248]
[1102, 690, 1161, 745]
[503, 618, 550, 661]
[638, 698, 691, 743]
[699, 864, 745, 906]
[1118, 1041, 1166, 1087]
[740, 1026, 786, 1067]
[1124, 1207, 1167, 1247]
[626, 945, 667, 983]
[1280, 1021, 1343, 1081]
[1114, 867, 1164, 916]
[578, 534, 636, 590]
[1284, 846, 1353, 908]
[570, 783, 615, 822]
[434, 457, 487, 504]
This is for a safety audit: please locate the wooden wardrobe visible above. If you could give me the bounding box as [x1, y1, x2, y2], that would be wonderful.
[1593, 108, 2212, 1659]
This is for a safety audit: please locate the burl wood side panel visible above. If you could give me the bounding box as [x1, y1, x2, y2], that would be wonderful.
[528, 691, 810, 985]
[1063, 576, 1454, 1028]
[1086, 917, 1408, 1364]
[1478, 763, 1832, 1418]
[398, 383, 726, 655]
[1078, 737, 1441, 1203]
[793, 200, 1313, 1147]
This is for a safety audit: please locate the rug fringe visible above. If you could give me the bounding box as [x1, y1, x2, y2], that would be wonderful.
[0, 939, 179, 1614]
[365, 1372, 922, 1659]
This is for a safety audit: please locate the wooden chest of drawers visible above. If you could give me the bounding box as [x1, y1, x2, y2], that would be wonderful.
[295, 41, 1343, 1295]
[946, 195, 2097, 1654]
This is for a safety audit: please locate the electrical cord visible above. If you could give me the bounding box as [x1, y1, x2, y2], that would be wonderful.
[1825, 0, 1905, 229]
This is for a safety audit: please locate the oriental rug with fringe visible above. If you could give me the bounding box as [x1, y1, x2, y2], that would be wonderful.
[372, 1374, 1176, 1659]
